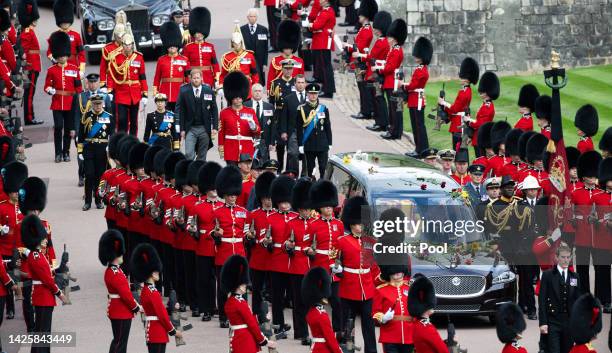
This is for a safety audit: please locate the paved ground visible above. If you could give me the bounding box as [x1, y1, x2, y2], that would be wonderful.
[2, 1, 609, 352]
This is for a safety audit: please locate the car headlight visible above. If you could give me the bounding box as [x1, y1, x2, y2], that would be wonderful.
[97, 20, 115, 31]
[152, 15, 169, 27]
[492, 270, 516, 285]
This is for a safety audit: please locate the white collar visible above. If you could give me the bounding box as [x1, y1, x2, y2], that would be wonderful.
[557, 265, 567, 276]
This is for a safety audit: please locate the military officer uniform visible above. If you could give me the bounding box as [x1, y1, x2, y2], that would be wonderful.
[183, 7, 219, 88]
[143, 94, 180, 151]
[269, 61, 297, 172]
[47, 0, 85, 72]
[154, 22, 190, 112]
[296, 84, 332, 178]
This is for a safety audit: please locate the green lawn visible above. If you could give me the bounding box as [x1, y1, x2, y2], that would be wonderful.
[404, 64, 612, 156]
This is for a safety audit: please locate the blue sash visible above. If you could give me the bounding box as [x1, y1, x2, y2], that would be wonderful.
[149, 112, 172, 145]
[87, 120, 104, 139]
[302, 104, 325, 145]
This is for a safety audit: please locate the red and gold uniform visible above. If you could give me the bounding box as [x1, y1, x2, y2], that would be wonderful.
[266, 54, 305, 90]
[364, 37, 389, 81]
[310, 5, 335, 51]
[488, 155, 511, 178]
[191, 198, 223, 258]
[225, 293, 267, 353]
[412, 318, 449, 353]
[29, 250, 60, 307]
[20, 25, 41, 123]
[105, 264, 139, 319]
[336, 233, 376, 301]
[541, 125, 551, 139]
[500, 160, 525, 178]
[306, 305, 342, 353]
[286, 215, 316, 275]
[219, 49, 259, 91]
[378, 44, 402, 90]
[514, 113, 533, 132]
[141, 283, 176, 344]
[44, 62, 83, 111]
[46, 29, 85, 71]
[372, 280, 414, 346]
[7, 25, 16, 45]
[218, 106, 261, 162]
[237, 174, 255, 208]
[99, 41, 121, 88]
[213, 203, 252, 266]
[445, 85, 472, 135]
[470, 101, 495, 148]
[153, 54, 190, 104]
[571, 186, 602, 248]
[268, 211, 298, 273]
[307, 216, 344, 279]
[451, 173, 471, 186]
[577, 136, 594, 154]
[182, 40, 220, 87]
[403, 65, 428, 110]
[0, 200, 23, 258]
[107, 51, 147, 106]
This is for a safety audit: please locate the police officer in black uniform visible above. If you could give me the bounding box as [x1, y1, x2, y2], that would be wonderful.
[269, 59, 297, 172]
[143, 93, 180, 151]
[296, 84, 332, 178]
[78, 94, 114, 211]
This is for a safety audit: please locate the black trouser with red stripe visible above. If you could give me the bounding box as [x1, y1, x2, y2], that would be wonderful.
[250, 268, 267, 322]
[32, 306, 53, 353]
[174, 248, 186, 304]
[22, 281, 34, 332]
[383, 343, 414, 353]
[161, 243, 175, 296]
[357, 80, 373, 118]
[52, 110, 73, 156]
[1, 255, 14, 316]
[117, 103, 139, 136]
[270, 271, 290, 328]
[109, 319, 132, 353]
[408, 107, 429, 154]
[312, 49, 335, 95]
[183, 249, 197, 311]
[386, 90, 403, 139]
[147, 343, 166, 353]
[196, 255, 216, 315]
[371, 82, 388, 129]
[23, 71, 39, 123]
[289, 274, 307, 339]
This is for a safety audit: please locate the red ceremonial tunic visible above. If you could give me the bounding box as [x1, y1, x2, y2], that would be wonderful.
[1, 36, 16, 72]
[237, 174, 255, 208]
[191, 198, 223, 257]
[29, 250, 60, 307]
[122, 176, 148, 235]
[141, 283, 175, 343]
[488, 155, 510, 178]
[562, 179, 584, 234]
[99, 41, 121, 88]
[372, 281, 413, 344]
[569, 343, 597, 353]
[20, 220, 56, 280]
[153, 54, 190, 103]
[577, 137, 594, 154]
[0, 200, 23, 257]
[592, 190, 612, 250]
[156, 186, 179, 245]
[218, 106, 261, 162]
[178, 193, 199, 251]
[7, 26, 16, 46]
[307, 216, 344, 281]
[306, 305, 342, 353]
[113, 173, 133, 230]
[107, 51, 148, 106]
[268, 210, 298, 273]
[285, 215, 316, 275]
[379, 44, 403, 90]
[514, 113, 533, 132]
[105, 265, 139, 319]
[182, 40, 220, 87]
[403, 65, 428, 110]
[471, 100, 495, 147]
[44, 62, 83, 111]
[500, 161, 523, 178]
[165, 193, 184, 249]
[310, 6, 336, 51]
[541, 125, 551, 139]
[336, 234, 375, 301]
[267, 54, 305, 90]
[502, 342, 528, 353]
[571, 187, 602, 248]
[226, 293, 267, 353]
[364, 37, 389, 81]
[213, 203, 251, 266]
[219, 50, 259, 90]
[412, 318, 449, 353]
[20, 26, 41, 72]
[249, 207, 275, 271]
[445, 85, 472, 134]
[101, 168, 124, 223]
[139, 178, 158, 242]
[0, 260, 13, 297]
[46, 29, 85, 70]
[451, 173, 471, 186]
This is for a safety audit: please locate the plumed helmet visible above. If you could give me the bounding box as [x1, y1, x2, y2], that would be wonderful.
[496, 303, 526, 344]
[108, 132, 127, 161]
[478, 71, 500, 100]
[535, 95, 552, 122]
[408, 275, 436, 318]
[504, 129, 524, 157]
[277, 20, 301, 52]
[372, 11, 392, 36]
[599, 127, 612, 153]
[570, 293, 603, 345]
[143, 145, 165, 175]
[128, 143, 149, 171]
[220, 255, 250, 294]
[526, 133, 549, 163]
[577, 150, 602, 179]
[160, 21, 183, 49]
[163, 152, 186, 182]
[459, 57, 479, 85]
[198, 161, 222, 193]
[291, 177, 312, 210]
[130, 243, 162, 283]
[477, 121, 494, 150]
[518, 131, 537, 162]
[491, 121, 512, 155]
[215, 165, 243, 198]
[412, 37, 433, 65]
[153, 148, 172, 177]
[302, 267, 332, 308]
[49, 31, 71, 59]
[189, 7, 211, 38]
[18, 0, 39, 28]
[309, 180, 338, 209]
[53, 0, 73, 27]
[174, 159, 192, 191]
[18, 177, 47, 214]
[598, 158, 612, 186]
[574, 104, 599, 137]
[517, 84, 539, 111]
[187, 160, 205, 187]
[20, 214, 47, 251]
[387, 19, 407, 45]
[270, 175, 295, 208]
[0, 136, 14, 168]
[2, 161, 28, 193]
[254, 171, 276, 201]
[358, 0, 378, 20]
[98, 229, 125, 266]
[341, 196, 368, 231]
[565, 146, 580, 170]
[223, 71, 250, 103]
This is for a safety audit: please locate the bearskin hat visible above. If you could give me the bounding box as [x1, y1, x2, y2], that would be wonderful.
[358, 0, 378, 20]
[566, 146, 580, 170]
[302, 267, 332, 308]
[518, 130, 537, 162]
[577, 150, 602, 179]
[18, 0, 39, 28]
[215, 165, 242, 198]
[220, 255, 250, 294]
[341, 196, 368, 231]
[189, 7, 211, 38]
[496, 303, 526, 344]
[0, 136, 14, 168]
[574, 104, 599, 137]
[517, 84, 539, 111]
[2, 161, 28, 193]
[270, 175, 295, 208]
[153, 148, 172, 177]
[223, 71, 250, 102]
[535, 95, 552, 122]
[526, 133, 549, 163]
[53, 0, 73, 27]
[598, 158, 612, 186]
[412, 37, 433, 65]
[143, 145, 164, 175]
[291, 177, 312, 210]
[309, 180, 338, 209]
[130, 243, 162, 283]
[478, 71, 500, 100]
[277, 20, 301, 52]
[21, 214, 47, 251]
[119, 137, 139, 170]
[408, 275, 436, 318]
[198, 161, 222, 193]
[163, 151, 186, 182]
[108, 132, 127, 161]
[387, 19, 407, 45]
[255, 171, 276, 201]
[372, 11, 392, 36]
[599, 126, 612, 153]
[160, 21, 183, 49]
[477, 121, 494, 150]
[379, 264, 410, 282]
[98, 229, 125, 266]
[504, 129, 523, 157]
[174, 159, 192, 191]
[459, 57, 479, 85]
[49, 31, 71, 59]
[18, 177, 47, 214]
[187, 160, 205, 187]
[375, 207, 410, 269]
[570, 293, 603, 345]
[128, 142, 149, 171]
[491, 121, 511, 155]
[0, 9, 10, 32]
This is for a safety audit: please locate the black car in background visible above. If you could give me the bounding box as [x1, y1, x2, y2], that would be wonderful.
[78, 0, 181, 64]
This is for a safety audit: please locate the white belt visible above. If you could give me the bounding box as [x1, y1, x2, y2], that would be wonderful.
[231, 324, 247, 330]
[293, 246, 302, 251]
[344, 267, 370, 274]
[108, 294, 120, 299]
[32, 280, 42, 285]
[145, 316, 158, 321]
[273, 243, 283, 248]
[315, 249, 330, 255]
[409, 88, 425, 110]
[221, 237, 242, 243]
[575, 215, 584, 220]
[224, 135, 253, 141]
[312, 337, 326, 343]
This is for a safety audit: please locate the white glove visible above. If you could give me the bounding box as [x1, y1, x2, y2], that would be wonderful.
[141, 97, 148, 106]
[217, 88, 224, 98]
[78, 153, 84, 161]
[79, 71, 85, 80]
[99, 86, 108, 94]
[550, 227, 562, 242]
[381, 308, 395, 324]
[248, 118, 257, 131]
[22, 248, 30, 257]
[107, 93, 114, 101]
[298, 146, 304, 154]
[328, 145, 332, 151]
[0, 225, 9, 235]
[46, 87, 56, 95]
[331, 264, 343, 274]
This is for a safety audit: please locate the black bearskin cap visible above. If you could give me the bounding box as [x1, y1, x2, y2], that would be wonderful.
[163, 152, 185, 181]
[187, 160, 205, 187]
[224, 71, 250, 102]
[372, 11, 392, 36]
[18, 177, 46, 214]
[160, 21, 183, 49]
[49, 31, 71, 59]
[574, 104, 598, 137]
[144, 145, 165, 175]
[215, 165, 243, 197]
[478, 71, 500, 100]
[412, 37, 433, 65]
[570, 293, 603, 345]
[341, 196, 367, 231]
[270, 175, 295, 208]
[21, 214, 47, 251]
[477, 121, 494, 149]
[387, 19, 407, 45]
[459, 57, 479, 85]
[174, 159, 191, 190]
[108, 132, 127, 161]
[496, 303, 526, 344]
[599, 127, 612, 153]
[504, 129, 523, 157]
[358, 0, 378, 20]
[277, 20, 301, 52]
[130, 243, 162, 283]
[291, 177, 312, 210]
[2, 161, 28, 193]
[153, 148, 172, 177]
[517, 84, 539, 111]
[98, 229, 125, 266]
[408, 275, 436, 318]
[198, 161, 222, 193]
[535, 95, 552, 122]
[598, 158, 612, 186]
[53, 0, 73, 27]
[18, 0, 39, 28]
[255, 171, 276, 201]
[309, 180, 338, 208]
[526, 133, 549, 163]
[566, 146, 580, 170]
[577, 150, 602, 179]
[220, 255, 250, 294]
[491, 121, 511, 154]
[189, 7, 211, 38]
[0, 136, 14, 168]
[0, 9, 10, 32]
[302, 267, 332, 308]
[518, 131, 537, 162]
[128, 142, 149, 171]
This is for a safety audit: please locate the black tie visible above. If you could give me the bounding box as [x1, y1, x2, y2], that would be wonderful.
[299, 92, 304, 104]
[195, 88, 199, 98]
[256, 101, 260, 119]
[562, 270, 566, 283]
[476, 185, 480, 195]
[250, 25, 255, 35]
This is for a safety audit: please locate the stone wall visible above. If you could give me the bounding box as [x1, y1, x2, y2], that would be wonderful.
[382, 0, 612, 78]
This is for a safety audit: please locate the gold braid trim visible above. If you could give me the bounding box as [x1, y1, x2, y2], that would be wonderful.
[79, 94, 92, 115]
[221, 50, 249, 73]
[484, 200, 532, 233]
[103, 45, 122, 62]
[109, 52, 138, 85]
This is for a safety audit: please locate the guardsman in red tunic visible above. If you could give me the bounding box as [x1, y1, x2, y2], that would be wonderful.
[0, 251, 15, 352]
[305, 180, 344, 332]
[438, 57, 478, 150]
[488, 121, 512, 178]
[264, 0, 282, 52]
[44, 31, 83, 163]
[336, 196, 377, 353]
[514, 84, 539, 132]
[473, 122, 495, 177]
[99, 230, 141, 353]
[22, 215, 68, 351]
[513, 131, 537, 181]
[308, 0, 336, 98]
[267, 20, 305, 91]
[0, 10, 15, 73]
[377, 19, 404, 140]
[140, 145, 164, 283]
[189, 161, 222, 322]
[569, 293, 602, 353]
[99, 132, 128, 230]
[467, 71, 499, 157]
[154, 22, 190, 112]
[130, 243, 182, 353]
[302, 267, 342, 353]
[106, 33, 148, 136]
[496, 303, 528, 353]
[218, 72, 261, 164]
[535, 95, 552, 140]
[519, 133, 552, 198]
[560, 147, 583, 247]
[363, 11, 391, 133]
[213, 166, 252, 327]
[48, 0, 85, 73]
[408, 275, 449, 353]
[183, 7, 219, 88]
[221, 255, 276, 353]
[219, 25, 259, 97]
[574, 104, 598, 154]
[99, 12, 126, 91]
[18, 0, 43, 125]
[592, 158, 612, 311]
[499, 129, 524, 178]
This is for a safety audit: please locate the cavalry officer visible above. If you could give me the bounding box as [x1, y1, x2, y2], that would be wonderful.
[496, 303, 527, 353]
[438, 57, 479, 149]
[99, 11, 127, 90]
[515, 84, 539, 132]
[269, 60, 297, 171]
[408, 275, 448, 353]
[305, 180, 344, 332]
[17, 0, 43, 125]
[130, 243, 182, 353]
[143, 94, 180, 151]
[592, 157, 612, 312]
[535, 95, 552, 139]
[213, 165, 252, 328]
[377, 19, 406, 140]
[308, 0, 336, 98]
[44, 31, 83, 163]
[106, 33, 148, 136]
[399, 36, 432, 157]
[219, 25, 259, 97]
[99, 230, 141, 353]
[302, 267, 342, 353]
[266, 20, 304, 91]
[363, 11, 391, 133]
[153, 22, 190, 112]
[99, 132, 128, 230]
[77, 94, 114, 211]
[296, 84, 332, 178]
[48, 0, 85, 74]
[221, 255, 277, 353]
[488, 121, 512, 178]
[21, 214, 68, 353]
[574, 104, 598, 154]
[467, 71, 499, 157]
[218, 72, 261, 165]
[183, 7, 219, 88]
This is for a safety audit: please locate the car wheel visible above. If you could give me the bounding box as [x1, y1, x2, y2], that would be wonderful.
[87, 50, 101, 65]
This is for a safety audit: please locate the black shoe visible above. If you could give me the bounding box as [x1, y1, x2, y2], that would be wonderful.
[82, 203, 91, 211]
[405, 151, 420, 158]
[351, 113, 365, 119]
[63, 153, 70, 162]
[78, 177, 84, 187]
[55, 154, 62, 163]
[338, 22, 352, 27]
[366, 125, 384, 132]
[220, 320, 229, 328]
[201, 313, 212, 321]
[380, 132, 393, 139]
[301, 337, 312, 346]
[527, 312, 537, 320]
[96, 201, 104, 209]
[179, 304, 187, 312]
[319, 93, 334, 99]
[25, 119, 44, 126]
[274, 330, 288, 340]
[6, 311, 14, 319]
[347, 28, 359, 35]
[192, 309, 200, 317]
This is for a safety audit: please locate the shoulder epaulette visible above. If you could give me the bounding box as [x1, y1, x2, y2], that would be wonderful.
[376, 282, 389, 289]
